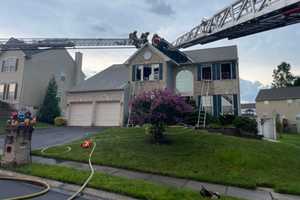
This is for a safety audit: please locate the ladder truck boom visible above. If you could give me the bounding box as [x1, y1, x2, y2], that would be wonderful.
[173, 0, 300, 48]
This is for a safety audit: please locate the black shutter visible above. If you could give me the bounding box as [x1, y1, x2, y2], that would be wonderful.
[159, 63, 163, 80]
[231, 62, 236, 79]
[213, 95, 222, 117]
[1, 61, 4, 72]
[213, 63, 221, 80]
[197, 96, 202, 108]
[233, 94, 238, 116]
[14, 83, 18, 100]
[197, 65, 202, 81]
[15, 59, 19, 72]
[132, 65, 136, 82]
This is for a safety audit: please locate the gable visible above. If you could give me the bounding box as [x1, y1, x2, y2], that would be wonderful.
[125, 44, 172, 66]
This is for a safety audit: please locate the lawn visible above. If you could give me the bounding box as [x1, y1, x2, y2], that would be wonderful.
[280, 133, 300, 148]
[33, 127, 300, 195]
[9, 163, 237, 200]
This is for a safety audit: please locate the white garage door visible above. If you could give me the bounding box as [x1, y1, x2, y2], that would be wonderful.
[95, 102, 121, 126]
[69, 103, 93, 126]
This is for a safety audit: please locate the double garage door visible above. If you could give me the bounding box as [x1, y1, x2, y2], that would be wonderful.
[69, 102, 121, 127]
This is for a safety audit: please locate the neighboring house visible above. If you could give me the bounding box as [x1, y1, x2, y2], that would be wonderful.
[66, 43, 241, 127]
[241, 103, 256, 116]
[256, 87, 300, 130]
[0, 38, 85, 115]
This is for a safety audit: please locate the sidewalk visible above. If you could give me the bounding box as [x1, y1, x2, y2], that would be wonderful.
[33, 156, 300, 200]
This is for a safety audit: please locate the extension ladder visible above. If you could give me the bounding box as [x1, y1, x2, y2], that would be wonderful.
[196, 80, 211, 128]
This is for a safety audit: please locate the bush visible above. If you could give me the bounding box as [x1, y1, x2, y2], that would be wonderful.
[54, 117, 67, 127]
[219, 114, 236, 125]
[130, 89, 193, 143]
[233, 116, 258, 134]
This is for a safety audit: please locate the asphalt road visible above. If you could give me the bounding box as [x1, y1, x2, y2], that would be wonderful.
[0, 179, 87, 200]
[0, 127, 103, 151]
[0, 127, 103, 200]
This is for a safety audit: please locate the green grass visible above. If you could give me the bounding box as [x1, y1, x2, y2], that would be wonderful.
[280, 133, 300, 148]
[33, 127, 300, 195]
[10, 163, 237, 200]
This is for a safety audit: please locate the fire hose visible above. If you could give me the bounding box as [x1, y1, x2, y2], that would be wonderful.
[0, 176, 50, 200]
[67, 140, 96, 200]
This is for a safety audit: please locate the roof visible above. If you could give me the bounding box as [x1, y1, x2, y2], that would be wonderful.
[3, 38, 51, 57]
[183, 45, 238, 63]
[241, 103, 256, 109]
[256, 87, 300, 101]
[69, 64, 129, 93]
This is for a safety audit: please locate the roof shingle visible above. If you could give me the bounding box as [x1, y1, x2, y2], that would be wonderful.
[69, 64, 129, 93]
[256, 87, 300, 101]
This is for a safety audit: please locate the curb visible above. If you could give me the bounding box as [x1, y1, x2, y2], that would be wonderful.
[0, 169, 138, 200]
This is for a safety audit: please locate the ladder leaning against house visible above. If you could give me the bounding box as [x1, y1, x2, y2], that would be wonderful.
[196, 80, 211, 129]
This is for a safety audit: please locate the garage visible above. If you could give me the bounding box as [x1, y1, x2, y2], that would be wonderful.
[69, 103, 93, 126]
[95, 102, 121, 126]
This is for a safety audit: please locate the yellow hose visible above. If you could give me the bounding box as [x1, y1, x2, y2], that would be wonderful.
[0, 177, 50, 200]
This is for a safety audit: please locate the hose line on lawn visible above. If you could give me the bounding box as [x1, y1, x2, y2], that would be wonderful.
[0, 177, 50, 200]
[67, 140, 97, 200]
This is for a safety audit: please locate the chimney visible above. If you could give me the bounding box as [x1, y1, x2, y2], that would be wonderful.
[75, 52, 83, 85]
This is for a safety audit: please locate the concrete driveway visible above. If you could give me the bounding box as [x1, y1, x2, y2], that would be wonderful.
[0, 127, 104, 151]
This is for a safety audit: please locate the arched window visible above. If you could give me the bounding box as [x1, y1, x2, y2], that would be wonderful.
[176, 70, 193, 97]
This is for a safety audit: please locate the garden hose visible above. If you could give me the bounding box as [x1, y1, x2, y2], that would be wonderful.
[0, 176, 50, 200]
[67, 140, 96, 200]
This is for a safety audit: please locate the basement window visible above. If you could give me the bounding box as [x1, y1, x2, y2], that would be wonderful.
[221, 63, 231, 80]
[202, 66, 212, 80]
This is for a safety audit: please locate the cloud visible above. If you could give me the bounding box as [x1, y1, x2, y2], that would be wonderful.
[240, 79, 269, 103]
[144, 0, 175, 16]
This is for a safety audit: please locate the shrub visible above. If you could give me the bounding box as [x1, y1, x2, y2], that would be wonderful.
[130, 89, 193, 143]
[219, 114, 236, 125]
[233, 116, 258, 134]
[54, 117, 67, 127]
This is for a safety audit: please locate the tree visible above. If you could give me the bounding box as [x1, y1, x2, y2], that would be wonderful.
[38, 77, 61, 124]
[293, 76, 300, 87]
[272, 62, 295, 88]
[130, 89, 193, 143]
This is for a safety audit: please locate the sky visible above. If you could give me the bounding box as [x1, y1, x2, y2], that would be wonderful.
[0, 0, 299, 85]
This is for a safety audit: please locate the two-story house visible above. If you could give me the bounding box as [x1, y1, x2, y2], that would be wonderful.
[66, 43, 240, 127]
[0, 38, 85, 115]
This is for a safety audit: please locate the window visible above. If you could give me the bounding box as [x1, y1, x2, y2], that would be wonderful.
[221, 63, 231, 80]
[202, 66, 212, 80]
[221, 95, 234, 114]
[0, 84, 4, 100]
[176, 70, 193, 97]
[1, 58, 18, 72]
[135, 64, 160, 81]
[8, 83, 17, 100]
[201, 96, 213, 114]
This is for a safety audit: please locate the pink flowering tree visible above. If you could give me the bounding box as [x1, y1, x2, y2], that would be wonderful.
[129, 89, 193, 143]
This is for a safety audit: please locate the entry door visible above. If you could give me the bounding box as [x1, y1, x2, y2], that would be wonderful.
[95, 102, 121, 126]
[69, 103, 93, 126]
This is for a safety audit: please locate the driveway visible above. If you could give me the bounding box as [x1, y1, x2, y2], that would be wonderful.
[0, 127, 104, 151]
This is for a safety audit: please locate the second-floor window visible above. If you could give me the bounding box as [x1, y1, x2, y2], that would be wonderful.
[135, 64, 161, 81]
[1, 58, 19, 72]
[221, 63, 231, 80]
[202, 66, 212, 80]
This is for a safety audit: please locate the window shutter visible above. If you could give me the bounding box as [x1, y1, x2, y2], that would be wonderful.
[15, 59, 19, 72]
[213, 95, 222, 117]
[213, 63, 221, 80]
[14, 83, 18, 100]
[1, 61, 4, 72]
[4, 84, 9, 100]
[231, 62, 236, 79]
[197, 96, 202, 108]
[197, 65, 202, 81]
[132, 65, 136, 82]
[159, 63, 163, 80]
[233, 94, 238, 116]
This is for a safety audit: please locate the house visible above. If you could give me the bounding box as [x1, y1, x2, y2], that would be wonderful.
[256, 86, 300, 131]
[241, 103, 256, 116]
[0, 38, 85, 115]
[66, 43, 241, 127]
